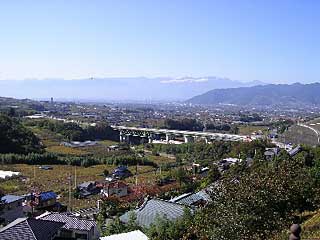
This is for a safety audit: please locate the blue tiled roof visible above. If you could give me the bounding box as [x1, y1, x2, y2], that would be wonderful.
[40, 191, 57, 201]
[1, 195, 24, 204]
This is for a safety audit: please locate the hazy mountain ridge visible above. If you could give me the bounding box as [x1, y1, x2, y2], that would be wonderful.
[0, 77, 265, 101]
[187, 83, 320, 106]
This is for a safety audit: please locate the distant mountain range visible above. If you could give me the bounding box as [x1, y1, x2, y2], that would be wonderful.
[187, 83, 320, 106]
[0, 77, 264, 101]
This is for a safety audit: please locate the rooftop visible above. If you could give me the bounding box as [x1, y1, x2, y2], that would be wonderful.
[1, 195, 24, 204]
[120, 198, 189, 227]
[100, 230, 148, 240]
[37, 212, 97, 231]
[78, 181, 96, 189]
[0, 170, 20, 179]
[0, 217, 64, 240]
[170, 190, 211, 207]
[38, 191, 57, 201]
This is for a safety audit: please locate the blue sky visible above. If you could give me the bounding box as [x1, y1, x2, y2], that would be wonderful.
[0, 0, 319, 83]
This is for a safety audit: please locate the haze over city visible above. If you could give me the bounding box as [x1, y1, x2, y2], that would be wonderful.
[1, 0, 320, 84]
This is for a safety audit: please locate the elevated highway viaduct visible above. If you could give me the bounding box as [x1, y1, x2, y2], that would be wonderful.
[111, 126, 249, 144]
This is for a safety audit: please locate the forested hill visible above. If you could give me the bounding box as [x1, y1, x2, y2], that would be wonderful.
[0, 114, 43, 154]
[187, 83, 320, 106]
[0, 96, 45, 112]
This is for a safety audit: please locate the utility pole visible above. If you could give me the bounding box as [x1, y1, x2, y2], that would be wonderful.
[135, 163, 138, 186]
[68, 173, 72, 212]
[74, 166, 77, 189]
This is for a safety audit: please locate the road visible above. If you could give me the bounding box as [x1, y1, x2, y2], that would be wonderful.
[297, 122, 320, 143]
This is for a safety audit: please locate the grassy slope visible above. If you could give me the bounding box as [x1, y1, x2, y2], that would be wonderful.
[301, 211, 320, 239]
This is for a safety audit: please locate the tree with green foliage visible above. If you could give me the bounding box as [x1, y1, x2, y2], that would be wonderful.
[0, 114, 43, 154]
[163, 118, 203, 131]
[200, 165, 221, 188]
[172, 167, 187, 187]
[26, 119, 119, 141]
[183, 155, 319, 239]
[146, 209, 193, 240]
[103, 217, 126, 236]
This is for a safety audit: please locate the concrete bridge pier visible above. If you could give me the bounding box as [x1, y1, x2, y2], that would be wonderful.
[193, 136, 200, 142]
[125, 134, 130, 144]
[119, 131, 124, 142]
[166, 134, 174, 142]
[148, 134, 155, 143]
[184, 135, 194, 143]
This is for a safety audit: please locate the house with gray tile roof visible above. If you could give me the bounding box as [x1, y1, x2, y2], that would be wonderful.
[288, 145, 301, 157]
[120, 198, 190, 227]
[170, 190, 211, 207]
[37, 212, 99, 240]
[78, 181, 101, 198]
[1, 194, 24, 204]
[0, 195, 25, 224]
[0, 217, 64, 240]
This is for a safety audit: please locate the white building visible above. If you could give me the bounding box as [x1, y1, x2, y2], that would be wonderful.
[0, 170, 20, 179]
[100, 230, 148, 240]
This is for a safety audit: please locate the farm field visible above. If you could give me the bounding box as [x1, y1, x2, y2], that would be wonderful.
[307, 117, 320, 132]
[0, 164, 157, 210]
[148, 155, 176, 165]
[279, 125, 319, 146]
[0, 125, 179, 210]
[30, 127, 119, 156]
[238, 125, 269, 135]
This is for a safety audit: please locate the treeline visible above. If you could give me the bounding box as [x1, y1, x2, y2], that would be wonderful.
[0, 153, 157, 168]
[271, 119, 294, 134]
[162, 118, 203, 131]
[149, 140, 270, 164]
[0, 114, 43, 154]
[25, 119, 119, 141]
[206, 123, 239, 134]
[239, 113, 263, 122]
[162, 118, 239, 134]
